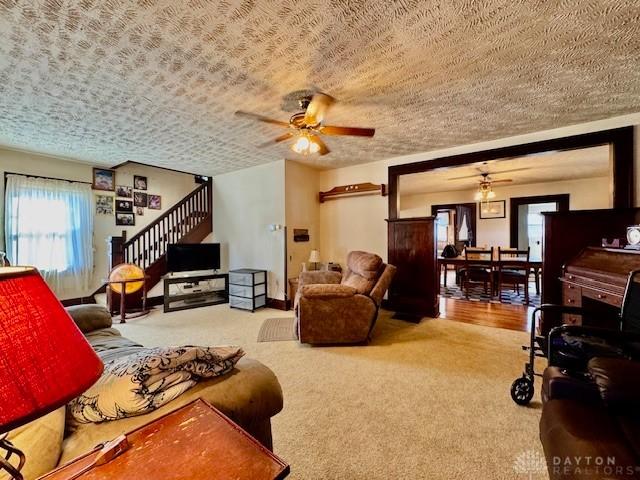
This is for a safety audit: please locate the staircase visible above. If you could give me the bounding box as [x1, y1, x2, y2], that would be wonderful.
[108, 180, 213, 294]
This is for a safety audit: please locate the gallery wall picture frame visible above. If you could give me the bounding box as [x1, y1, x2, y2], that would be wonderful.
[479, 200, 506, 219]
[116, 199, 133, 212]
[95, 195, 114, 215]
[134, 175, 148, 190]
[136, 207, 144, 216]
[148, 194, 161, 210]
[115, 212, 135, 226]
[92, 168, 115, 191]
[133, 191, 148, 207]
[116, 185, 133, 198]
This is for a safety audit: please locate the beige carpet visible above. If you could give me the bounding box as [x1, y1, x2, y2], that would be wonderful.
[118, 305, 547, 480]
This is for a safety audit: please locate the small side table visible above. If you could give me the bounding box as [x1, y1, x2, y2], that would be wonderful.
[40, 399, 289, 480]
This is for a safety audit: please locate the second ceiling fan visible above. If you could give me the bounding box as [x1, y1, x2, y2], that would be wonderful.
[235, 93, 375, 156]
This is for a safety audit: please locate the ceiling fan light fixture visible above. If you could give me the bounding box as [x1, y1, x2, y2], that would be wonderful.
[475, 181, 495, 203]
[291, 133, 320, 155]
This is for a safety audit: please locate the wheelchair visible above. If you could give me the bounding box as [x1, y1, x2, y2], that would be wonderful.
[511, 269, 640, 405]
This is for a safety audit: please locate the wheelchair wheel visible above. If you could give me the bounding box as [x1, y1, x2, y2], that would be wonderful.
[511, 376, 534, 405]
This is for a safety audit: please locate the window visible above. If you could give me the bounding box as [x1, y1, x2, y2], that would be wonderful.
[4, 174, 93, 295]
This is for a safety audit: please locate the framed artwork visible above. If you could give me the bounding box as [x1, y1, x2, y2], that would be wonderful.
[115, 213, 135, 226]
[136, 207, 144, 216]
[133, 191, 148, 207]
[95, 195, 114, 215]
[479, 200, 506, 219]
[134, 175, 148, 190]
[115, 199, 133, 212]
[148, 194, 161, 210]
[92, 168, 115, 191]
[116, 185, 132, 198]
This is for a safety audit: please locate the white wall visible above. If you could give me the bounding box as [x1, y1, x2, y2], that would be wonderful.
[285, 160, 320, 283]
[399, 176, 610, 247]
[212, 160, 286, 300]
[0, 148, 197, 299]
[318, 114, 640, 266]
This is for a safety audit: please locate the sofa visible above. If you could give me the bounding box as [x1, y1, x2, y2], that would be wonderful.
[540, 358, 640, 480]
[5, 304, 283, 480]
[295, 251, 396, 344]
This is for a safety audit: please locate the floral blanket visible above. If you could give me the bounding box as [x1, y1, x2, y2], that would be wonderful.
[68, 345, 244, 424]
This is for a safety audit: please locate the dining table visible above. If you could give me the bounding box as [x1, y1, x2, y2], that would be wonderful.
[437, 255, 542, 294]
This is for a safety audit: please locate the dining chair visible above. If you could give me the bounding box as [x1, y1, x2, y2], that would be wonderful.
[496, 247, 531, 304]
[461, 247, 494, 299]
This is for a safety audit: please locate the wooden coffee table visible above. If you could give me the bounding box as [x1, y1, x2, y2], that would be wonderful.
[41, 399, 289, 480]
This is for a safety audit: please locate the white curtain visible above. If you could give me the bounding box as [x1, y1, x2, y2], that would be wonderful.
[4, 174, 93, 296]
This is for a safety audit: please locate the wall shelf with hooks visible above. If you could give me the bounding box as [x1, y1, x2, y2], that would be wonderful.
[319, 182, 387, 203]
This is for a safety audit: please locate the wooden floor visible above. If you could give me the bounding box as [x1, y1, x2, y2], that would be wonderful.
[439, 297, 535, 332]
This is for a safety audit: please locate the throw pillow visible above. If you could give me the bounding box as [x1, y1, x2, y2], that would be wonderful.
[0, 407, 65, 480]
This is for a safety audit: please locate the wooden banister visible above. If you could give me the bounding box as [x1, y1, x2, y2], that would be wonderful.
[120, 180, 212, 287]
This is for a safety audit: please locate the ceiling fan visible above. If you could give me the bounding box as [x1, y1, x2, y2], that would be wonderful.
[235, 93, 375, 156]
[447, 166, 532, 182]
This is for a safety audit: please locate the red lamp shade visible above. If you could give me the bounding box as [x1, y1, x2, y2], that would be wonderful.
[0, 267, 103, 433]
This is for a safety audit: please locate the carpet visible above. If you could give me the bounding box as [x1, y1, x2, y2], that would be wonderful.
[118, 306, 547, 480]
[258, 317, 298, 342]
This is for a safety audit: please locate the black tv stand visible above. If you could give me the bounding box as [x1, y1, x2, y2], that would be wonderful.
[163, 270, 229, 313]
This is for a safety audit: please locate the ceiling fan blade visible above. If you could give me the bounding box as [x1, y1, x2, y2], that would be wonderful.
[304, 93, 335, 126]
[258, 132, 295, 148]
[319, 125, 375, 137]
[310, 134, 330, 155]
[447, 173, 483, 181]
[489, 167, 532, 175]
[235, 110, 290, 128]
[490, 179, 513, 183]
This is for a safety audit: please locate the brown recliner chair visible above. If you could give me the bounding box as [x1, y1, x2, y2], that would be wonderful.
[294, 251, 396, 345]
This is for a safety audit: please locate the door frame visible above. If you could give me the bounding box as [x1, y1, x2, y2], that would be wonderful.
[430, 203, 477, 247]
[509, 194, 570, 248]
[388, 127, 634, 219]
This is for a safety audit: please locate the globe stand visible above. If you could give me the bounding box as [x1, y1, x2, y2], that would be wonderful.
[106, 265, 150, 323]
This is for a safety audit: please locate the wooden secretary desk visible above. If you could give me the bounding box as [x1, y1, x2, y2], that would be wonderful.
[560, 247, 640, 328]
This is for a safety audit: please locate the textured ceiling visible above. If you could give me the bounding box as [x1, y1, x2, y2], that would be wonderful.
[1, 1, 640, 175]
[399, 145, 610, 195]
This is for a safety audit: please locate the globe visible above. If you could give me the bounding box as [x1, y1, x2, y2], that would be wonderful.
[108, 263, 144, 294]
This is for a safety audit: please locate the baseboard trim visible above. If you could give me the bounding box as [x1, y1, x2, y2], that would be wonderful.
[61, 295, 97, 307]
[267, 297, 290, 311]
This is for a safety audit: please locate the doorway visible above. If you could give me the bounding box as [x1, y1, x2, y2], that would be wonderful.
[510, 194, 570, 260]
[431, 203, 477, 255]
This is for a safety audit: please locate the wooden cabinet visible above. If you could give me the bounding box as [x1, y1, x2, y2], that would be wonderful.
[386, 217, 439, 320]
[559, 247, 640, 329]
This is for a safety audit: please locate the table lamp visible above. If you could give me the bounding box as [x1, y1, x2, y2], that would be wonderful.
[308, 250, 321, 270]
[0, 267, 104, 479]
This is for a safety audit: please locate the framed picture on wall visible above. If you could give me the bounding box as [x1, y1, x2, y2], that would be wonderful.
[134, 175, 148, 190]
[116, 213, 135, 226]
[95, 195, 114, 215]
[92, 168, 115, 191]
[133, 191, 147, 207]
[136, 207, 144, 216]
[116, 185, 132, 198]
[148, 194, 161, 210]
[115, 199, 133, 212]
[479, 200, 506, 219]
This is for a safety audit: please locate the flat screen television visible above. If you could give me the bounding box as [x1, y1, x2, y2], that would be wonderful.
[167, 243, 220, 273]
